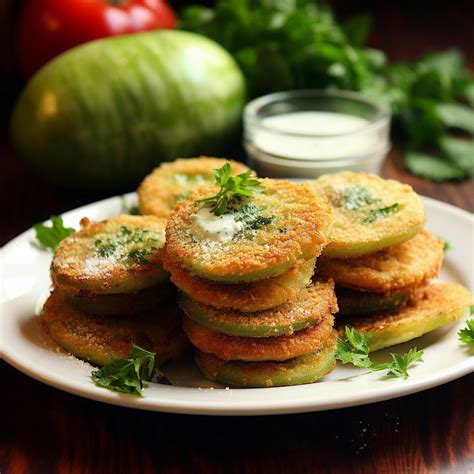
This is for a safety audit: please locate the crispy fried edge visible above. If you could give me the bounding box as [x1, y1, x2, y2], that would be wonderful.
[318, 230, 444, 292]
[179, 279, 337, 337]
[165, 179, 332, 282]
[309, 172, 426, 258]
[336, 282, 473, 351]
[182, 310, 335, 362]
[51, 214, 168, 294]
[40, 290, 189, 366]
[138, 157, 250, 218]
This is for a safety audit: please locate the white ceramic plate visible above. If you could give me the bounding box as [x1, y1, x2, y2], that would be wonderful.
[1, 194, 473, 415]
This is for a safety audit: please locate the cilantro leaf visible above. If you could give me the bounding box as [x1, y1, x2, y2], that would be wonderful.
[336, 326, 424, 379]
[197, 163, 262, 216]
[372, 348, 424, 379]
[343, 185, 379, 210]
[437, 103, 474, 135]
[362, 203, 400, 224]
[458, 319, 474, 345]
[91, 345, 156, 397]
[439, 136, 474, 174]
[34, 216, 76, 251]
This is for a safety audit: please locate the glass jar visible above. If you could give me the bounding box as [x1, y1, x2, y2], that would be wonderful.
[243, 90, 391, 178]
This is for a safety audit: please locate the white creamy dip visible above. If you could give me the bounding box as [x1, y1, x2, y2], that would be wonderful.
[191, 207, 243, 242]
[253, 111, 375, 160]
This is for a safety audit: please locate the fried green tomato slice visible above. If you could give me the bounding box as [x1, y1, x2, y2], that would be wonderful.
[336, 286, 411, 317]
[138, 157, 250, 218]
[179, 280, 337, 338]
[51, 215, 168, 295]
[182, 309, 335, 362]
[40, 291, 189, 366]
[165, 179, 332, 283]
[318, 230, 444, 293]
[195, 331, 337, 387]
[336, 283, 472, 352]
[164, 254, 316, 312]
[57, 284, 175, 317]
[308, 172, 425, 258]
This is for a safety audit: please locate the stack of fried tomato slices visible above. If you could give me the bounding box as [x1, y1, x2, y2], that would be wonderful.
[41, 215, 188, 367]
[163, 171, 339, 387]
[309, 172, 472, 352]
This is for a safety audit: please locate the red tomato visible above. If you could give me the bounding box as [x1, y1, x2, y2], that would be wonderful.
[15, 0, 177, 78]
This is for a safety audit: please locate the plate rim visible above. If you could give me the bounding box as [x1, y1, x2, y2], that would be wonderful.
[1, 194, 473, 416]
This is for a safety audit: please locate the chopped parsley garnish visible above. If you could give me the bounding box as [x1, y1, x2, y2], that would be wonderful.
[91, 345, 160, 397]
[458, 318, 474, 345]
[335, 326, 424, 379]
[34, 215, 76, 251]
[94, 225, 160, 265]
[362, 203, 401, 224]
[343, 185, 379, 210]
[197, 163, 263, 216]
[235, 203, 274, 231]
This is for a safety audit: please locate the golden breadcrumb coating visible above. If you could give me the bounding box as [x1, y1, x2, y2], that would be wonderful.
[308, 172, 425, 258]
[40, 290, 189, 366]
[138, 157, 250, 218]
[164, 254, 316, 312]
[51, 215, 168, 294]
[336, 282, 472, 351]
[179, 279, 337, 337]
[165, 179, 333, 282]
[182, 310, 334, 362]
[318, 230, 444, 292]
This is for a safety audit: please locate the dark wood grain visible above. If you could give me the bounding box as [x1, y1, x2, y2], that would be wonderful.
[1, 3, 474, 473]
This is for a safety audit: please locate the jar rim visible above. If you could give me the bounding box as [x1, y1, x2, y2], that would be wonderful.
[244, 89, 391, 139]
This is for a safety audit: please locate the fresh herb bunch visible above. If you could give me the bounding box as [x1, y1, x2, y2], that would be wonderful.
[181, 1, 474, 181]
[91, 345, 168, 397]
[335, 326, 424, 379]
[34, 215, 76, 251]
[197, 162, 263, 215]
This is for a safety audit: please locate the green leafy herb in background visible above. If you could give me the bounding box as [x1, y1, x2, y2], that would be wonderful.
[181, 1, 474, 181]
[335, 326, 424, 379]
[458, 318, 474, 345]
[91, 345, 156, 397]
[34, 215, 76, 250]
[197, 163, 263, 215]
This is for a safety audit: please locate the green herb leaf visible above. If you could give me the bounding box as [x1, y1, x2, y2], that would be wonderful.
[91, 345, 156, 397]
[34, 216, 76, 251]
[362, 203, 400, 224]
[458, 319, 474, 345]
[443, 239, 453, 251]
[197, 163, 263, 216]
[437, 103, 474, 135]
[120, 196, 140, 215]
[405, 152, 467, 181]
[440, 136, 474, 174]
[372, 348, 424, 379]
[335, 326, 372, 368]
[336, 326, 424, 378]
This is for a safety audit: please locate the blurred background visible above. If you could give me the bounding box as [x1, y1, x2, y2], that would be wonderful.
[1, 0, 472, 242]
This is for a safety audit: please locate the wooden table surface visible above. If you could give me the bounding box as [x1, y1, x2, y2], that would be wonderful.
[1, 4, 474, 472]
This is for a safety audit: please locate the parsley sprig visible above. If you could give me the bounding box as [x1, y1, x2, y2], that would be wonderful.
[197, 163, 263, 216]
[91, 345, 169, 397]
[458, 318, 474, 345]
[34, 215, 76, 251]
[335, 326, 424, 379]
